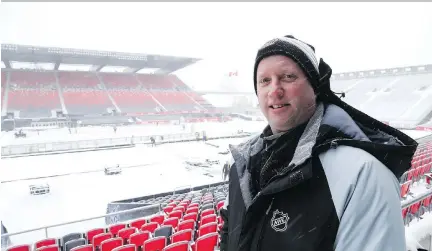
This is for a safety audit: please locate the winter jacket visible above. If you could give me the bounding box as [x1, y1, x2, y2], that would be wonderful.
[219, 102, 418, 251]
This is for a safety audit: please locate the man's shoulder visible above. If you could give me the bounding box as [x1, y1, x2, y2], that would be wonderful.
[318, 145, 393, 177]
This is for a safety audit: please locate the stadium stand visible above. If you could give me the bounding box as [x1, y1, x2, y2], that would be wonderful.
[58, 72, 113, 115]
[6, 71, 61, 118]
[331, 66, 432, 127]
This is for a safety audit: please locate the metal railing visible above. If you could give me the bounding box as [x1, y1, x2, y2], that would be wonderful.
[1, 204, 161, 249]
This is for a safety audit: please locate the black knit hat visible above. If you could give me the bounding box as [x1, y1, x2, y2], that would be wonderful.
[253, 35, 326, 96]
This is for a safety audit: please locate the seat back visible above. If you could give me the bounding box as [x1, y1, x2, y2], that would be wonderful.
[35, 238, 57, 249]
[100, 238, 122, 251]
[7, 245, 31, 251]
[162, 241, 189, 251]
[92, 233, 112, 248]
[140, 222, 159, 233]
[62, 233, 83, 246]
[198, 222, 217, 237]
[70, 245, 93, 251]
[129, 219, 147, 229]
[118, 227, 137, 241]
[195, 233, 219, 251]
[171, 229, 193, 244]
[177, 219, 195, 231]
[128, 231, 151, 248]
[112, 244, 135, 251]
[64, 238, 86, 251]
[108, 224, 126, 236]
[86, 228, 105, 244]
[36, 245, 59, 251]
[143, 236, 167, 251]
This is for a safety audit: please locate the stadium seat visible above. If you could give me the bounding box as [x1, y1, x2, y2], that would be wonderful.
[100, 238, 122, 251]
[168, 210, 183, 220]
[36, 245, 59, 251]
[70, 244, 93, 251]
[64, 238, 87, 251]
[200, 214, 217, 228]
[128, 231, 151, 248]
[140, 222, 159, 234]
[117, 228, 137, 242]
[112, 244, 136, 251]
[154, 226, 174, 242]
[108, 224, 126, 236]
[86, 228, 105, 244]
[177, 219, 195, 232]
[162, 217, 179, 229]
[162, 241, 189, 251]
[198, 222, 218, 237]
[200, 209, 215, 219]
[7, 245, 31, 251]
[193, 232, 219, 251]
[183, 213, 197, 222]
[92, 233, 112, 248]
[150, 215, 165, 225]
[171, 229, 193, 244]
[35, 238, 57, 249]
[61, 233, 84, 246]
[143, 236, 167, 251]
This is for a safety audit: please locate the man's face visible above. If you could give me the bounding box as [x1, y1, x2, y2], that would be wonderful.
[256, 55, 317, 134]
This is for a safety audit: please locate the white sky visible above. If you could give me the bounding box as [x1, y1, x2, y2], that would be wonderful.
[1, 2, 432, 92]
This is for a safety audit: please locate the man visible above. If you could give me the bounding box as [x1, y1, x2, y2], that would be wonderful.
[219, 35, 418, 251]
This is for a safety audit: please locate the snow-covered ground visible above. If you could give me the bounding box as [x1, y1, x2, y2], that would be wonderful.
[1, 122, 431, 250]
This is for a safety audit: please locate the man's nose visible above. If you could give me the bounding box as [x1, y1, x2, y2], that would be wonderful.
[268, 80, 284, 99]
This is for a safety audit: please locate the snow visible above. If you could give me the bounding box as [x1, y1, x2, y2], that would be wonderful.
[1, 122, 431, 250]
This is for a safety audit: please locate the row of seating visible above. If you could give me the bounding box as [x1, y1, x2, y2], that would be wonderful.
[2, 71, 214, 117]
[5, 184, 227, 251]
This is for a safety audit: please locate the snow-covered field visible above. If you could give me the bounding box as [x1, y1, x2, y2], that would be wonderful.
[0, 122, 431, 250]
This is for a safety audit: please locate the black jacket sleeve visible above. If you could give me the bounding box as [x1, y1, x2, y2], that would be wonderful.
[219, 205, 229, 251]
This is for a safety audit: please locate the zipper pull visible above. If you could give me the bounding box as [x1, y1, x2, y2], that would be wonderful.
[266, 198, 274, 215]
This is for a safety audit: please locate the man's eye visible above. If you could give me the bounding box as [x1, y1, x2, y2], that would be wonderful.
[259, 78, 271, 84]
[282, 74, 297, 81]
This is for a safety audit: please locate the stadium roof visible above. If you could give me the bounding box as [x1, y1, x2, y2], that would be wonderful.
[1, 44, 201, 74]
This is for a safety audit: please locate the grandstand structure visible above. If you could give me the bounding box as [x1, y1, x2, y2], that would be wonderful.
[1, 44, 222, 131]
[330, 64, 432, 130]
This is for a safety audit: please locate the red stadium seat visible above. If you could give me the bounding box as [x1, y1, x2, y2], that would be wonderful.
[141, 222, 159, 234]
[163, 217, 179, 229]
[143, 236, 167, 251]
[108, 224, 126, 236]
[129, 218, 147, 230]
[400, 181, 411, 199]
[186, 207, 198, 215]
[36, 245, 59, 251]
[183, 213, 197, 222]
[168, 210, 183, 220]
[193, 233, 219, 251]
[112, 244, 136, 251]
[7, 245, 31, 251]
[86, 228, 105, 244]
[162, 241, 189, 251]
[200, 209, 215, 218]
[35, 238, 57, 249]
[128, 231, 151, 248]
[100, 238, 122, 251]
[92, 233, 112, 248]
[198, 222, 218, 237]
[177, 219, 195, 232]
[117, 227, 137, 241]
[200, 214, 217, 228]
[150, 215, 165, 225]
[171, 229, 193, 243]
[70, 245, 93, 251]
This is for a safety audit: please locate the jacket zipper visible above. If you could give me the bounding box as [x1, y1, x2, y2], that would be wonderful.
[256, 197, 274, 251]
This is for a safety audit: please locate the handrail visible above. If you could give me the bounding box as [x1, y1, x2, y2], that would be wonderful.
[1, 203, 161, 239]
[401, 189, 432, 209]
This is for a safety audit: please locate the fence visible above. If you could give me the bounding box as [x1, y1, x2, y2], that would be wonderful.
[1, 204, 161, 250]
[1, 133, 196, 157]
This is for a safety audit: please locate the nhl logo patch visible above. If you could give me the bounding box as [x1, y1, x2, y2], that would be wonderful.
[271, 209, 289, 232]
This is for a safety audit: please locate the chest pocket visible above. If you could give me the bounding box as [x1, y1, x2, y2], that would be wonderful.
[257, 169, 340, 251]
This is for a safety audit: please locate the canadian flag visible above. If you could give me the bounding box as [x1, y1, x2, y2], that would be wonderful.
[228, 71, 238, 77]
